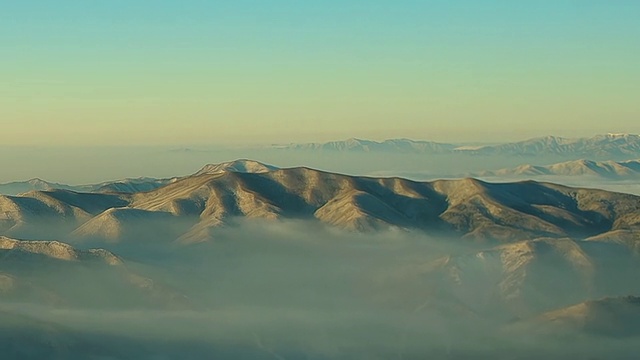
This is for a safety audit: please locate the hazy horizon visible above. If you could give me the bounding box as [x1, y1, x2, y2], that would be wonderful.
[2, 1, 639, 146]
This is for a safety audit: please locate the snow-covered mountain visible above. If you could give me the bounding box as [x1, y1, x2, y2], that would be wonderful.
[454, 133, 640, 157]
[273, 138, 457, 153]
[0, 177, 175, 196]
[472, 159, 640, 179]
[3, 164, 640, 245]
[0, 178, 77, 195]
[273, 134, 640, 158]
[2, 160, 640, 358]
[0, 160, 277, 196]
[194, 159, 278, 175]
[82, 177, 178, 193]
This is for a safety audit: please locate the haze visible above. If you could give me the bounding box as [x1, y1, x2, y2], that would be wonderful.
[2, 1, 640, 147]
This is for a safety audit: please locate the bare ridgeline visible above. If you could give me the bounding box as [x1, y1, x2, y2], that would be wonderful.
[1, 159, 640, 359]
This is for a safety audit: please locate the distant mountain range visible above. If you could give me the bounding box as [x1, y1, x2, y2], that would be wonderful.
[0, 159, 276, 196]
[472, 159, 640, 179]
[273, 133, 640, 158]
[274, 138, 457, 154]
[0, 177, 177, 196]
[2, 160, 640, 245]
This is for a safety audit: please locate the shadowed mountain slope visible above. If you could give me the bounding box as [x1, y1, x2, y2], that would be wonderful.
[127, 167, 640, 243]
[194, 159, 278, 176]
[379, 234, 640, 324]
[0, 190, 129, 239]
[2, 164, 640, 244]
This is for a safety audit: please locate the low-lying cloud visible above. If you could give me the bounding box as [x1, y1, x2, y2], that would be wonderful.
[1, 219, 639, 359]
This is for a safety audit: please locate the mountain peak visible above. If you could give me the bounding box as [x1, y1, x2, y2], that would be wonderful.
[195, 159, 278, 176]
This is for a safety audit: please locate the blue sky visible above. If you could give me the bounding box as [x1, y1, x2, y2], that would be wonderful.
[1, 1, 639, 145]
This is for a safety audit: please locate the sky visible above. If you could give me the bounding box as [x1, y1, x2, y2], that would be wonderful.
[1, 0, 639, 146]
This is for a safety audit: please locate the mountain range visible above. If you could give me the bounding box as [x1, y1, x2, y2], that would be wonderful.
[0, 177, 176, 196]
[1, 159, 640, 358]
[1, 160, 639, 246]
[274, 138, 457, 153]
[273, 133, 640, 158]
[0, 159, 275, 196]
[471, 159, 640, 179]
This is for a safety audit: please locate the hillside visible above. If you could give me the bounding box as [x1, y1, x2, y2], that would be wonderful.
[0, 164, 636, 245]
[399, 236, 640, 318]
[129, 167, 640, 243]
[0, 236, 188, 309]
[512, 296, 640, 337]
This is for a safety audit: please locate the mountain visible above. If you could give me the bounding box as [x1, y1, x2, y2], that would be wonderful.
[0, 177, 174, 196]
[273, 138, 457, 153]
[472, 159, 640, 179]
[411, 236, 640, 317]
[272, 134, 640, 158]
[80, 177, 177, 193]
[2, 161, 640, 357]
[0, 160, 278, 196]
[0, 190, 129, 239]
[0, 237, 188, 309]
[0, 164, 634, 245]
[454, 133, 640, 158]
[513, 296, 640, 337]
[0, 178, 77, 195]
[71, 207, 188, 244]
[128, 169, 640, 243]
[194, 159, 278, 175]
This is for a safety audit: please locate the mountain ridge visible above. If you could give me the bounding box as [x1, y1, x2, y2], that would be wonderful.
[2, 163, 639, 245]
[472, 159, 640, 179]
[272, 133, 640, 158]
[0, 159, 278, 196]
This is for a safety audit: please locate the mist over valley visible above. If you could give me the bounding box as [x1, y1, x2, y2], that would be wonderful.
[1, 159, 640, 359]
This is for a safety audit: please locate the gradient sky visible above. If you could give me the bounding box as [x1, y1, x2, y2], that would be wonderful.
[1, 1, 639, 145]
